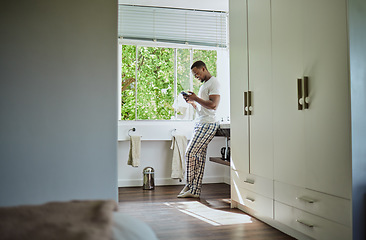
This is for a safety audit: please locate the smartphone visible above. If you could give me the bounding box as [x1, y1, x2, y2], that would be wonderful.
[181, 91, 189, 96]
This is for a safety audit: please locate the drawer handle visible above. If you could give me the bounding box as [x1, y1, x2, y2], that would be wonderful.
[246, 197, 255, 203]
[296, 219, 314, 228]
[296, 196, 316, 203]
[244, 179, 255, 184]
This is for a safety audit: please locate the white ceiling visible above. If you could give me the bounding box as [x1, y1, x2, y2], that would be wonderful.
[118, 0, 229, 12]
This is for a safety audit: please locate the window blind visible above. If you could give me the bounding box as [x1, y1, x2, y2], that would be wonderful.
[118, 5, 227, 48]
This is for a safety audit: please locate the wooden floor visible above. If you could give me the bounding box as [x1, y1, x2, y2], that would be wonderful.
[118, 183, 295, 240]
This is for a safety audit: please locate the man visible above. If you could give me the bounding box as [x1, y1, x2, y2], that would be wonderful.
[178, 60, 220, 198]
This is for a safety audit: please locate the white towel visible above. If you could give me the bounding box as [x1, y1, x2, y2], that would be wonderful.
[127, 136, 141, 167]
[170, 135, 187, 181]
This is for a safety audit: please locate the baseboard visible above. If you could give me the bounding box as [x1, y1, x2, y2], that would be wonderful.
[223, 175, 231, 185]
[118, 176, 226, 187]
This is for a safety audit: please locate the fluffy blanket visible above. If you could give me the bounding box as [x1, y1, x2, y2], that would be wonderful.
[0, 200, 118, 240]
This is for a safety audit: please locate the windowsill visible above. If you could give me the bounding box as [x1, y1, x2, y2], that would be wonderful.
[117, 120, 196, 141]
[117, 120, 230, 141]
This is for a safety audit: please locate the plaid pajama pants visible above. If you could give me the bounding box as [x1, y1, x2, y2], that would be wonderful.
[185, 122, 219, 196]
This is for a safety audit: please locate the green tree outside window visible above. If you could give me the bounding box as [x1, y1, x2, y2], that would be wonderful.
[121, 45, 217, 120]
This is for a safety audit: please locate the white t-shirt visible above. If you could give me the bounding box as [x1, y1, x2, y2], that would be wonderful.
[195, 76, 220, 123]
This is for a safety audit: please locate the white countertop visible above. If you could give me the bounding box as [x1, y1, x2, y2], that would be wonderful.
[219, 123, 230, 129]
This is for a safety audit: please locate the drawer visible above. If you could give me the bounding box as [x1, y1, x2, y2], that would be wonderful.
[232, 185, 273, 219]
[231, 169, 273, 198]
[275, 201, 351, 240]
[274, 181, 351, 226]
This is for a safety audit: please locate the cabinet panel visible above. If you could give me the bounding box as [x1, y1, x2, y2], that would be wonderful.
[229, 0, 249, 174]
[230, 0, 274, 180]
[272, 0, 306, 187]
[232, 169, 273, 198]
[247, 0, 273, 179]
[302, 0, 351, 199]
[274, 181, 351, 226]
[230, 0, 352, 238]
[232, 185, 273, 219]
[230, 0, 274, 222]
[272, 0, 351, 199]
[275, 202, 351, 240]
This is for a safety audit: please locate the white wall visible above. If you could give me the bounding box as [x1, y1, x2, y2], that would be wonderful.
[216, 49, 231, 123]
[117, 121, 230, 187]
[0, 0, 118, 206]
[118, 138, 230, 187]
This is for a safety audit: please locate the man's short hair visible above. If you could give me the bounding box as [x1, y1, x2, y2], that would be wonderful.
[191, 60, 207, 70]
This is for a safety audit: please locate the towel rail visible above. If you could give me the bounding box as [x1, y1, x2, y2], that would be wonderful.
[128, 128, 136, 136]
[127, 128, 179, 138]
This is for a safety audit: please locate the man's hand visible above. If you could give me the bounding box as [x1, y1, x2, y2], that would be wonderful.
[183, 91, 197, 103]
[184, 91, 220, 110]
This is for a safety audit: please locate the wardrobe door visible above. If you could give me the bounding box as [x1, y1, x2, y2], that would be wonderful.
[303, 0, 351, 199]
[272, 0, 306, 187]
[247, 0, 273, 179]
[229, 0, 249, 174]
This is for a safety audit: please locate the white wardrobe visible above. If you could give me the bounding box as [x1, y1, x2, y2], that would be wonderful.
[229, 0, 352, 239]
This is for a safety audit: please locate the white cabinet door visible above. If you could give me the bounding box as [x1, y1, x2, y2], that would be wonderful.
[247, 0, 273, 180]
[229, 0, 249, 173]
[302, 0, 351, 199]
[230, 0, 273, 205]
[230, 0, 273, 179]
[272, 0, 351, 199]
[272, 0, 306, 187]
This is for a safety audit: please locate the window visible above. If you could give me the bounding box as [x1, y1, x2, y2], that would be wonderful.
[120, 44, 217, 121]
[118, 4, 227, 121]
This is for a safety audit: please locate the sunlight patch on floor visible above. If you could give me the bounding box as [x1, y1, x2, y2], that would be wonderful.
[164, 201, 253, 226]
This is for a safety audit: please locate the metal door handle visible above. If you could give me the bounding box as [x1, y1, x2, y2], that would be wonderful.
[248, 91, 252, 115]
[297, 78, 303, 110]
[244, 91, 248, 115]
[304, 76, 309, 109]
